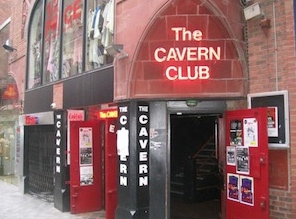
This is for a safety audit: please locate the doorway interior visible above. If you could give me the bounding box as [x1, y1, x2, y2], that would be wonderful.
[170, 114, 221, 219]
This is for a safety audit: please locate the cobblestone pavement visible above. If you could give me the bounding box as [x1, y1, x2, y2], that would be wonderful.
[0, 180, 106, 219]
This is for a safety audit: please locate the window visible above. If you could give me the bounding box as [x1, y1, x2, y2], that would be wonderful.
[43, 0, 61, 83]
[62, 0, 83, 78]
[85, 0, 114, 71]
[27, 0, 114, 89]
[27, 0, 43, 89]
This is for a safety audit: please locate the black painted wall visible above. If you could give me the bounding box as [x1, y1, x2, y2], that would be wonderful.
[24, 66, 114, 114]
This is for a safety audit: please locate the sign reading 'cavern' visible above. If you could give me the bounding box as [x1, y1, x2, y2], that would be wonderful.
[154, 27, 221, 81]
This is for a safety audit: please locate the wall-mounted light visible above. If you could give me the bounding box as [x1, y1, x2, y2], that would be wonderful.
[105, 44, 128, 59]
[2, 44, 17, 52]
[243, 3, 264, 21]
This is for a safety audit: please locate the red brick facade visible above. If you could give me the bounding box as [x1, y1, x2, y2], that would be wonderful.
[247, 1, 295, 219]
[6, 0, 30, 103]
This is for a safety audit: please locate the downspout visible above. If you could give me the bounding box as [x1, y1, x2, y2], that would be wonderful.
[272, 0, 279, 91]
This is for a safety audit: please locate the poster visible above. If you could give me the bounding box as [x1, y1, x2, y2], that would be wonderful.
[230, 120, 242, 146]
[227, 146, 236, 166]
[79, 127, 93, 147]
[240, 176, 254, 206]
[117, 127, 129, 157]
[227, 173, 239, 202]
[243, 118, 258, 147]
[79, 127, 93, 185]
[80, 147, 93, 165]
[236, 146, 250, 174]
[80, 166, 93, 185]
[267, 107, 278, 137]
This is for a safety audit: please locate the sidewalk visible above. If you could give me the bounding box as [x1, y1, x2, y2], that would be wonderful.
[0, 180, 106, 219]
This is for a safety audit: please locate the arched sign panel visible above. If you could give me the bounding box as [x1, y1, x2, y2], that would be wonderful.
[131, 0, 246, 99]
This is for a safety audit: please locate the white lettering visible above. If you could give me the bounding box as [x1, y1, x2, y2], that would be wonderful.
[56, 130, 61, 137]
[139, 115, 148, 124]
[56, 121, 61, 128]
[139, 127, 148, 136]
[154, 47, 221, 62]
[120, 164, 127, 173]
[120, 176, 128, 186]
[119, 106, 128, 112]
[154, 47, 166, 62]
[119, 115, 128, 125]
[171, 27, 203, 41]
[139, 139, 148, 149]
[139, 176, 148, 186]
[139, 164, 148, 173]
[166, 66, 210, 81]
[139, 152, 148, 161]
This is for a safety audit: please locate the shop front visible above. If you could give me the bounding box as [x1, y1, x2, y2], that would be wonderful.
[113, 0, 269, 218]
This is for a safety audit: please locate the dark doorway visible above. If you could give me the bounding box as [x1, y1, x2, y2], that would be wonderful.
[170, 114, 221, 219]
[24, 125, 55, 202]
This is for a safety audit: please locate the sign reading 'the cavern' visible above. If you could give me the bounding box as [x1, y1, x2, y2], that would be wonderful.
[154, 27, 221, 81]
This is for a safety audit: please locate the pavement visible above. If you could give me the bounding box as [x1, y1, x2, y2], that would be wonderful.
[0, 180, 106, 219]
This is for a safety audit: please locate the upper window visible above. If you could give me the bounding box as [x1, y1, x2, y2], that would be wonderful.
[27, 0, 43, 89]
[27, 0, 114, 89]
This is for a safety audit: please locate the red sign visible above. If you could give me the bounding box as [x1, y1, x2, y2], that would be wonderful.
[25, 116, 39, 125]
[153, 27, 221, 81]
[129, 1, 246, 99]
[2, 84, 18, 100]
[99, 110, 118, 119]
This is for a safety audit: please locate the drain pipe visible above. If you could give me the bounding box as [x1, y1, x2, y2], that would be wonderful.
[272, 0, 279, 91]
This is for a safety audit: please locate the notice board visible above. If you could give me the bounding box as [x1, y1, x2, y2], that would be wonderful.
[248, 90, 289, 149]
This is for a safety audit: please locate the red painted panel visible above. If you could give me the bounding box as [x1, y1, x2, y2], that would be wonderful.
[70, 121, 102, 214]
[225, 108, 269, 219]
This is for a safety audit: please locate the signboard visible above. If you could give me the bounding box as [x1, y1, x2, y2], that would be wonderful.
[130, 4, 247, 99]
[248, 90, 289, 148]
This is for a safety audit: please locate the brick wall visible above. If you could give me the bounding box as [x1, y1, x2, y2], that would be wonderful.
[10, 0, 28, 59]
[248, 0, 296, 218]
[0, 0, 12, 25]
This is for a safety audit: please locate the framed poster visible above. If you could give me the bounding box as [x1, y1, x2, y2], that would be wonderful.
[240, 176, 254, 206]
[236, 146, 250, 175]
[248, 90, 289, 148]
[229, 120, 242, 146]
[267, 107, 278, 137]
[243, 118, 258, 147]
[227, 146, 236, 166]
[227, 173, 239, 202]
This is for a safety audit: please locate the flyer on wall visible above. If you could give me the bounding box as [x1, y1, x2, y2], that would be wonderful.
[240, 176, 254, 206]
[243, 118, 258, 147]
[267, 107, 278, 137]
[236, 146, 250, 175]
[230, 120, 242, 146]
[80, 147, 93, 165]
[227, 146, 236, 166]
[79, 127, 93, 147]
[80, 166, 94, 186]
[227, 173, 239, 202]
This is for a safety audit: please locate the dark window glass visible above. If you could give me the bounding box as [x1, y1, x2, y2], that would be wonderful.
[43, 0, 61, 83]
[27, 0, 43, 89]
